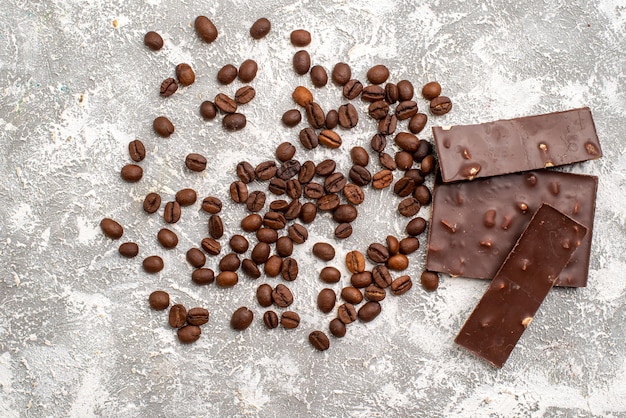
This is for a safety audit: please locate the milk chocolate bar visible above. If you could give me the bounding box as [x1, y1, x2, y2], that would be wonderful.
[433, 107, 602, 183]
[426, 170, 597, 287]
[454, 204, 587, 368]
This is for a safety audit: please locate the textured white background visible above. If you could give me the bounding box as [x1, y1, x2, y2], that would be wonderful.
[1, 0, 625, 416]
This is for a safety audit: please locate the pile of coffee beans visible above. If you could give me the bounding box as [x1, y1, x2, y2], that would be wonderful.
[101, 16, 449, 351]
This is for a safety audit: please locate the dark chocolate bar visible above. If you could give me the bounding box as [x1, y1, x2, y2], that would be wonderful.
[426, 170, 597, 287]
[454, 204, 587, 368]
[433, 107, 602, 183]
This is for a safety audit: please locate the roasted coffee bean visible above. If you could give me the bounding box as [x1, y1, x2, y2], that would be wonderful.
[277, 159, 301, 180]
[325, 110, 339, 130]
[396, 101, 418, 120]
[299, 202, 317, 223]
[245, 191, 266, 213]
[367, 243, 389, 263]
[293, 50, 311, 75]
[378, 114, 397, 135]
[391, 275, 412, 295]
[361, 85, 385, 102]
[176, 63, 195, 86]
[398, 197, 421, 217]
[292, 86, 314, 106]
[343, 183, 365, 205]
[367, 64, 390, 84]
[384, 82, 399, 104]
[338, 103, 358, 128]
[272, 284, 293, 307]
[397, 80, 414, 101]
[349, 146, 369, 167]
[201, 237, 221, 256]
[269, 200, 289, 212]
[351, 271, 373, 288]
[333, 204, 357, 223]
[372, 265, 392, 288]
[348, 165, 371, 187]
[343, 79, 363, 100]
[320, 266, 341, 284]
[305, 102, 325, 129]
[163, 201, 181, 223]
[368, 100, 389, 120]
[310, 65, 328, 88]
[358, 301, 381, 322]
[420, 270, 439, 291]
[173, 189, 196, 207]
[234, 161, 254, 184]
[406, 216, 427, 236]
[235, 86, 256, 104]
[372, 169, 393, 189]
[394, 177, 416, 197]
[387, 253, 409, 271]
[419, 154, 436, 176]
[195, 16, 218, 43]
[238, 59, 258, 83]
[214, 93, 237, 114]
[329, 318, 346, 338]
[255, 160, 277, 181]
[341, 287, 363, 305]
[281, 311, 300, 329]
[337, 303, 358, 324]
[187, 307, 210, 326]
[318, 193, 341, 211]
[143, 255, 164, 273]
[257, 283, 273, 307]
[157, 228, 178, 249]
[422, 81, 441, 100]
[216, 271, 238, 287]
[413, 139, 432, 162]
[299, 127, 318, 149]
[119, 242, 139, 258]
[318, 129, 342, 149]
[399, 237, 420, 255]
[370, 133, 387, 153]
[264, 255, 283, 277]
[409, 113, 428, 134]
[178, 325, 201, 343]
[324, 172, 347, 193]
[395, 132, 420, 152]
[413, 185, 432, 206]
[386, 236, 400, 255]
[284, 199, 302, 221]
[251, 242, 271, 265]
[201, 196, 222, 214]
[263, 310, 279, 329]
[185, 153, 207, 172]
[200, 101, 217, 120]
[231, 307, 253, 330]
[275, 236, 294, 257]
[332, 62, 351, 85]
[282, 109, 302, 127]
[144, 31, 164, 50]
[303, 182, 324, 200]
[430, 96, 452, 115]
[153, 116, 174, 137]
[192, 268, 215, 285]
[129, 140, 146, 162]
[405, 169, 425, 184]
[149, 290, 170, 310]
[230, 181, 248, 203]
[208, 214, 224, 239]
[250, 17, 271, 39]
[223, 113, 247, 131]
[395, 151, 414, 171]
[317, 288, 337, 314]
[276, 142, 296, 162]
[169, 304, 187, 328]
[309, 330, 330, 351]
[143, 192, 161, 214]
[315, 159, 336, 176]
[312, 242, 335, 261]
[345, 250, 366, 274]
[298, 160, 316, 183]
[186, 247, 206, 268]
[120, 164, 143, 182]
[379, 151, 397, 170]
[101, 218, 123, 239]
[290, 29, 311, 46]
[269, 178, 286, 195]
[220, 253, 242, 272]
[217, 64, 238, 84]
[288, 223, 308, 244]
[334, 222, 353, 239]
[281, 257, 299, 281]
[263, 211, 286, 230]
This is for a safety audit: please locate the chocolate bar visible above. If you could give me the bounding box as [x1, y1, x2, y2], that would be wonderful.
[426, 170, 597, 287]
[454, 204, 587, 368]
[433, 107, 602, 183]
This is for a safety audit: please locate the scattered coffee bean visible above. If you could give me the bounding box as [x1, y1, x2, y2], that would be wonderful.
[325, 109, 339, 129]
[163, 201, 181, 223]
[358, 301, 381, 322]
[399, 237, 420, 255]
[282, 109, 302, 127]
[246, 191, 266, 213]
[281, 257, 299, 281]
[216, 271, 238, 287]
[334, 222, 353, 239]
[309, 330, 330, 351]
[396, 80, 414, 101]
[153, 116, 174, 137]
[367, 243, 389, 263]
[187, 307, 210, 326]
[298, 127, 318, 149]
[231, 307, 253, 330]
[255, 160, 277, 180]
[292, 86, 313, 106]
[318, 129, 342, 149]
[387, 253, 409, 271]
[119, 242, 139, 258]
[372, 170, 394, 189]
[143, 255, 164, 273]
[394, 177, 416, 197]
[192, 268, 215, 285]
[235, 86, 256, 104]
[386, 236, 400, 255]
[391, 275, 413, 295]
[223, 113, 247, 131]
[384, 83, 399, 104]
[185, 153, 207, 172]
[175, 188, 197, 206]
[100, 218, 123, 239]
[430, 96, 452, 115]
[317, 288, 337, 314]
[338, 103, 358, 129]
[143, 192, 161, 214]
[413, 139, 432, 162]
[239, 59, 258, 83]
[310, 65, 328, 87]
[264, 255, 283, 277]
[275, 236, 293, 257]
[268, 178, 285, 196]
[312, 242, 335, 261]
[280, 311, 300, 329]
[255, 228, 277, 245]
[149, 290, 170, 310]
[370, 133, 387, 153]
[263, 211, 287, 230]
[395, 151, 414, 171]
[368, 100, 389, 120]
[349, 146, 369, 167]
[219, 253, 241, 272]
[317, 193, 340, 211]
[144, 31, 163, 50]
[341, 286, 363, 305]
[241, 213, 263, 232]
[343, 183, 365, 205]
[419, 154, 436, 175]
[413, 185, 432, 205]
[367, 64, 390, 84]
[306, 102, 325, 129]
[420, 270, 439, 291]
[176, 63, 195, 86]
[345, 250, 365, 274]
[195, 16, 218, 43]
[396, 101, 418, 120]
[378, 114, 398, 135]
[250, 17, 271, 39]
[409, 113, 428, 134]
[120, 164, 143, 182]
[379, 152, 397, 171]
[361, 85, 385, 102]
[241, 259, 261, 279]
[277, 159, 301, 180]
[201, 196, 222, 214]
[157, 228, 178, 249]
[169, 304, 187, 328]
[200, 101, 217, 120]
[187, 247, 207, 268]
[333, 204, 357, 223]
[214, 93, 237, 114]
[275, 142, 296, 162]
[421, 81, 441, 100]
[329, 318, 346, 338]
[337, 303, 358, 324]
[372, 265, 392, 288]
[257, 283, 273, 307]
[325, 172, 347, 194]
[332, 62, 351, 85]
[298, 160, 316, 183]
[406, 216, 427, 236]
[303, 182, 324, 200]
[235, 161, 254, 184]
[288, 223, 308, 244]
[351, 271, 373, 288]
[343, 79, 363, 100]
[290, 29, 311, 46]
[272, 284, 294, 308]
[263, 310, 279, 329]
[217, 64, 238, 84]
[398, 197, 421, 217]
[299, 201, 317, 223]
[251, 242, 271, 264]
[128, 140, 146, 162]
[201, 237, 221, 256]
[293, 50, 311, 75]
[178, 325, 201, 343]
[230, 181, 248, 203]
[320, 266, 341, 284]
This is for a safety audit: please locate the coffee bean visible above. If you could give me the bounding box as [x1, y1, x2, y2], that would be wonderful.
[185, 153, 207, 172]
[299, 127, 319, 149]
[120, 164, 143, 182]
[263, 310, 279, 329]
[293, 50, 311, 75]
[368, 100, 389, 120]
[340, 287, 362, 305]
[275, 142, 296, 162]
[217, 64, 238, 85]
[282, 109, 302, 127]
[176, 63, 195, 86]
[387, 253, 409, 271]
[315, 159, 335, 176]
[378, 114, 397, 135]
[343, 183, 365, 205]
[329, 318, 346, 338]
[287, 223, 308, 244]
[270, 199, 289, 212]
[303, 182, 324, 199]
[214, 93, 237, 114]
[413, 185, 432, 206]
[219, 253, 241, 272]
[119, 242, 138, 258]
[345, 250, 365, 273]
[163, 201, 181, 223]
[231, 307, 253, 330]
[372, 265, 392, 288]
[419, 154, 436, 175]
[343, 79, 363, 100]
[338, 103, 358, 128]
[175, 188, 196, 206]
[422, 81, 441, 100]
[394, 132, 419, 153]
[153, 116, 174, 137]
[143, 255, 164, 273]
[310, 65, 328, 88]
[405, 169, 425, 184]
[332, 62, 351, 85]
[391, 275, 412, 295]
[334, 223, 353, 239]
[251, 242, 271, 264]
[255, 160, 277, 181]
[399, 237, 420, 255]
[201, 237, 221, 256]
[318, 129, 342, 149]
[398, 197, 421, 217]
[250, 17, 271, 39]
[280, 311, 300, 329]
[216, 271, 238, 287]
[298, 160, 316, 183]
[394, 176, 416, 197]
[128, 140, 146, 163]
[299, 201, 317, 223]
[386, 236, 400, 255]
[367, 64, 390, 84]
[384, 83, 399, 104]
[309, 330, 330, 351]
[143, 192, 161, 214]
[406, 217, 427, 236]
[234, 162, 254, 184]
[396, 101, 418, 120]
[317, 288, 337, 313]
[187, 307, 210, 326]
[292, 86, 313, 107]
[246, 191, 266, 212]
[272, 284, 293, 308]
[361, 85, 385, 102]
[178, 325, 201, 343]
[430, 96, 452, 115]
[409, 113, 428, 134]
[290, 29, 311, 46]
[333, 204, 357, 223]
[325, 172, 347, 193]
[235, 86, 256, 104]
[325, 110, 339, 129]
[242, 259, 261, 279]
[351, 271, 373, 288]
[337, 303, 358, 324]
[413, 139, 432, 162]
[370, 133, 387, 153]
[229, 181, 248, 203]
[358, 301, 381, 322]
[157, 228, 178, 249]
[144, 31, 163, 50]
[264, 255, 283, 277]
[149, 290, 169, 310]
[238, 59, 258, 83]
[348, 165, 371, 187]
[367, 243, 389, 263]
[263, 211, 286, 230]
[372, 170, 393, 189]
[201, 196, 222, 214]
[186, 247, 206, 268]
[281, 257, 299, 281]
[257, 283, 273, 307]
[241, 213, 262, 232]
[200, 101, 217, 120]
[306, 102, 325, 129]
[256, 228, 278, 244]
[169, 304, 187, 328]
[284, 198, 302, 220]
[364, 284, 386, 302]
[195, 16, 218, 43]
[223, 113, 247, 131]
[100, 218, 123, 239]
[208, 215, 224, 239]
[397, 80, 414, 101]
[420, 270, 439, 291]
[277, 159, 301, 180]
[348, 146, 369, 167]
[276, 236, 294, 257]
[395, 151, 414, 171]
[312, 242, 335, 261]
[192, 268, 214, 285]
[320, 266, 341, 284]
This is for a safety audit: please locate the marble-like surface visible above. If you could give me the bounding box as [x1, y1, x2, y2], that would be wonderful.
[1, 0, 625, 416]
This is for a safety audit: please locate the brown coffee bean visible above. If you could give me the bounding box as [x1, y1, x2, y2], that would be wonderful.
[120, 164, 142, 182]
[315, 159, 336, 176]
[143, 255, 164, 273]
[195, 16, 218, 43]
[186, 247, 206, 268]
[272, 284, 293, 307]
[406, 217, 427, 236]
[217, 64, 238, 84]
[413, 139, 432, 162]
[394, 176, 416, 197]
[409, 113, 428, 134]
[290, 29, 311, 46]
[264, 255, 283, 277]
[214, 93, 237, 114]
[413, 185, 432, 206]
[100, 218, 123, 239]
[325, 109, 339, 130]
[274, 236, 293, 257]
[282, 109, 302, 127]
[200, 101, 217, 120]
[430, 96, 452, 115]
[372, 170, 393, 189]
[250, 17, 271, 39]
[367, 64, 390, 84]
[420, 270, 440, 291]
[208, 214, 224, 239]
[119, 242, 138, 258]
[235, 86, 256, 104]
[395, 132, 420, 152]
[348, 146, 369, 167]
[223, 113, 247, 131]
[318, 129, 342, 149]
[263, 211, 286, 230]
[332, 62, 351, 85]
[257, 283, 273, 307]
[333, 204, 357, 223]
[163, 201, 181, 223]
[144, 31, 163, 50]
[361, 84, 385, 102]
[367, 243, 389, 263]
[280, 311, 300, 329]
[234, 162, 254, 184]
[329, 318, 346, 338]
[292, 86, 313, 107]
[399, 237, 420, 255]
[338, 103, 358, 128]
[304, 182, 326, 200]
[157, 228, 178, 249]
[200, 196, 222, 214]
[325, 173, 347, 194]
[231, 307, 253, 330]
[185, 153, 207, 172]
[345, 250, 365, 274]
[246, 191, 266, 213]
[340, 287, 363, 305]
[241, 259, 261, 279]
[187, 307, 210, 326]
[143, 192, 161, 214]
[334, 223, 353, 239]
[153, 116, 174, 137]
[281, 257, 299, 281]
[263, 310, 279, 329]
[192, 268, 215, 285]
[293, 50, 311, 75]
[337, 303, 358, 324]
[309, 330, 330, 351]
[299, 127, 318, 150]
[312, 242, 335, 261]
[241, 213, 262, 232]
[379, 152, 397, 171]
[216, 271, 238, 287]
[320, 266, 341, 284]
[310, 65, 328, 88]
[387, 253, 409, 271]
[306, 102, 325, 129]
[343, 183, 365, 205]
[283, 197, 302, 218]
[368, 100, 389, 120]
[178, 325, 201, 343]
[229, 181, 248, 203]
[419, 154, 436, 176]
[422, 81, 441, 100]
[251, 242, 271, 265]
[358, 301, 381, 322]
[219, 253, 241, 272]
[398, 197, 421, 217]
[128, 139, 146, 162]
[370, 133, 387, 153]
[299, 202, 317, 224]
[226, 236, 248, 255]
[385, 82, 400, 105]
[253, 229, 276, 246]
[239, 59, 258, 83]
[169, 304, 187, 328]
[405, 169, 425, 184]
[149, 290, 170, 310]
[277, 160, 301, 180]
[275, 142, 296, 162]
[288, 223, 308, 244]
[343, 79, 363, 100]
[351, 271, 373, 288]
[385, 236, 400, 255]
[317, 288, 337, 313]
[175, 188, 197, 207]
[255, 161, 277, 181]
[268, 179, 286, 196]
[391, 275, 412, 295]
[298, 160, 316, 184]
[395, 151, 414, 171]
[378, 114, 397, 135]
[176, 63, 195, 86]
[372, 265, 392, 288]
[201, 237, 221, 256]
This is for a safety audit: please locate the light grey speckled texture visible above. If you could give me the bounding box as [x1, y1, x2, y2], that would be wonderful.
[0, 0, 625, 417]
